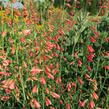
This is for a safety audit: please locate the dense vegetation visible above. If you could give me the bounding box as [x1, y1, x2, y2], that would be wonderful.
[0, 0, 109, 109]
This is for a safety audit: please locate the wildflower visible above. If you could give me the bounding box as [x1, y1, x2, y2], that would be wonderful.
[92, 92, 99, 100]
[9, 80, 15, 90]
[104, 66, 109, 70]
[66, 3, 72, 8]
[50, 106, 55, 109]
[74, 51, 78, 58]
[56, 77, 61, 83]
[45, 66, 54, 79]
[50, 92, 60, 99]
[66, 19, 72, 25]
[32, 85, 38, 93]
[46, 72, 54, 79]
[20, 37, 26, 43]
[105, 37, 109, 42]
[89, 100, 95, 109]
[77, 77, 84, 85]
[1, 96, 10, 101]
[2, 79, 15, 90]
[69, 11, 74, 16]
[1, 31, 7, 37]
[92, 79, 98, 91]
[0, 72, 10, 76]
[31, 67, 43, 75]
[22, 29, 31, 36]
[45, 97, 52, 106]
[30, 99, 41, 109]
[40, 77, 46, 85]
[45, 88, 50, 94]
[79, 100, 86, 107]
[87, 45, 95, 53]
[58, 29, 65, 35]
[94, 31, 99, 39]
[87, 66, 92, 72]
[67, 82, 72, 92]
[66, 103, 71, 109]
[5, 89, 11, 94]
[87, 53, 95, 62]
[78, 59, 82, 67]
[71, 82, 76, 87]
[3, 60, 11, 67]
[90, 36, 96, 43]
[103, 52, 109, 57]
[59, 100, 63, 105]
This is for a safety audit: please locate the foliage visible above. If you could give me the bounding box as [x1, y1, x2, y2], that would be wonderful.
[0, 0, 109, 109]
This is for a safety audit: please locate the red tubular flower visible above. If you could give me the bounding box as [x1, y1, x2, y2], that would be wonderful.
[87, 45, 95, 53]
[32, 85, 38, 93]
[79, 100, 85, 107]
[78, 59, 82, 67]
[50, 92, 60, 99]
[66, 103, 71, 109]
[92, 92, 99, 100]
[105, 37, 109, 42]
[45, 97, 52, 106]
[90, 36, 96, 43]
[104, 66, 109, 70]
[87, 53, 95, 62]
[40, 77, 46, 85]
[87, 66, 92, 72]
[1, 96, 10, 101]
[66, 82, 72, 92]
[89, 100, 95, 109]
[30, 99, 41, 109]
[59, 100, 63, 105]
[66, 3, 72, 8]
[77, 77, 84, 85]
[31, 67, 43, 76]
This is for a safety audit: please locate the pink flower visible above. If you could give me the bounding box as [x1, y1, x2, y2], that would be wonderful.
[90, 36, 96, 43]
[87, 45, 95, 53]
[74, 52, 78, 58]
[66, 3, 72, 8]
[30, 99, 41, 108]
[78, 59, 82, 67]
[87, 66, 92, 72]
[66, 83, 72, 91]
[45, 97, 52, 106]
[1, 31, 7, 37]
[31, 67, 43, 75]
[9, 81, 15, 90]
[92, 92, 99, 100]
[0, 72, 10, 76]
[87, 53, 95, 62]
[22, 29, 31, 36]
[32, 85, 38, 93]
[56, 77, 61, 83]
[66, 103, 71, 109]
[50, 92, 60, 99]
[5, 89, 11, 94]
[79, 100, 85, 107]
[104, 66, 109, 70]
[59, 100, 63, 105]
[89, 101, 95, 109]
[58, 29, 65, 35]
[1, 96, 10, 101]
[77, 77, 84, 85]
[40, 77, 46, 85]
